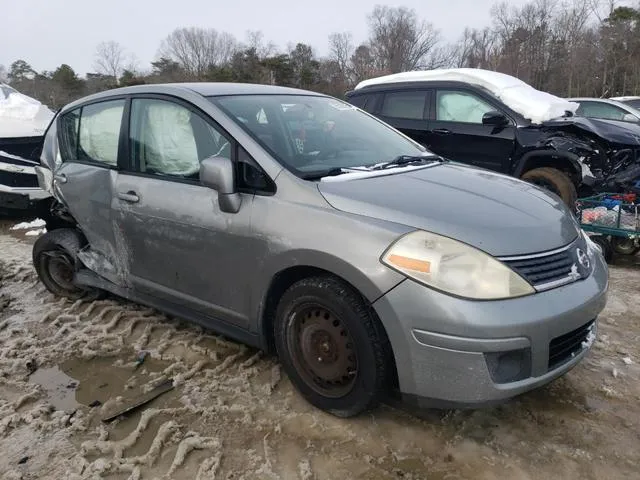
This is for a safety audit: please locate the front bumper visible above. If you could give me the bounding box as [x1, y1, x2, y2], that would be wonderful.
[373, 250, 608, 408]
[0, 183, 51, 210]
[0, 162, 50, 210]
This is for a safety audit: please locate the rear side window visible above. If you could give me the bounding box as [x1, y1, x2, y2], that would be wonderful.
[58, 109, 80, 162]
[348, 94, 368, 109]
[58, 99, 125, 167]
[380, 91, 428, 120]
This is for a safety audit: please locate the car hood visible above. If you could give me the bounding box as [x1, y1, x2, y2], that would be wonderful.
[317, 163, 579, 257]
[543, 116, 640, 146]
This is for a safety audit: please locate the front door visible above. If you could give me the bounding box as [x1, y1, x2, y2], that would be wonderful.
[112, 96, 255, 328]
[427, 89, 516, 173]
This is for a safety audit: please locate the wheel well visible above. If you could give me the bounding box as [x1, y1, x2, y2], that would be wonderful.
[260, 265, 399, 389]
[520, 155, 581, 184]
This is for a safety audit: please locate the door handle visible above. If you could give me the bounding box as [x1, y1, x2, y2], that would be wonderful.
[117, 191, 139, 203]
[54, 174, 67, 184]
[432, 128, 452, 135]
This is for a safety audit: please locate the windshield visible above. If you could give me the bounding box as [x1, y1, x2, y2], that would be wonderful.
[209, 94, 428, 178]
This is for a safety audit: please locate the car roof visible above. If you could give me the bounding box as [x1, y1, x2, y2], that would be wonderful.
[59, 82, 326, 112]
[610, 96, 640, 101]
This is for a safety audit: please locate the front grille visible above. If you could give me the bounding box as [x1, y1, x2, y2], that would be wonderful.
[548, 319, 595, 370]
[501, 248, 574, 288]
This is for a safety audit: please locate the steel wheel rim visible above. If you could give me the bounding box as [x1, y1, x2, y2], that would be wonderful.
[286, 304, 358, 398]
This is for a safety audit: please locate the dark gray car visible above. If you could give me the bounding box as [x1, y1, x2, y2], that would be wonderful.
[33, 83, 608, 417]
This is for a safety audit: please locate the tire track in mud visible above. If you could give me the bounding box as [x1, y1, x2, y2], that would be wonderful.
[0, 236, 289, 479]
[1, 231, 640, 479]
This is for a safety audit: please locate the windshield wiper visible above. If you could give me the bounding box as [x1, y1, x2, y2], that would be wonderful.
[300, 166, 370, 181]
[372, 154, 445, 170]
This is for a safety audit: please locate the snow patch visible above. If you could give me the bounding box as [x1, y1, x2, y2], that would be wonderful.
[622, 356, 633, 365]
[354, 68, 579, 124]
[0, 83, 54, 138]
[581, 327, 597, 350]
[25, 228, 46, 237]
[11, 219, 46, 230]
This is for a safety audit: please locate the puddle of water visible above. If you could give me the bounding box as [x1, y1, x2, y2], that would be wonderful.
[28, 366, 79, 412]
[29, 354, 173, 414]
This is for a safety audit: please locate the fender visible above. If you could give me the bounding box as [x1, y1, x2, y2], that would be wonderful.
[512, 150, 584, 181]
[251, 248, 406, 346]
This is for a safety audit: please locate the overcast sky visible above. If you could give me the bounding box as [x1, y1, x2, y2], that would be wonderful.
[2, 0, 533, 76]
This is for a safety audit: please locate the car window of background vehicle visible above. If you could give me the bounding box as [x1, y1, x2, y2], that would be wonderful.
[380, 91, 428, 119]
[436, 91, 495, 124]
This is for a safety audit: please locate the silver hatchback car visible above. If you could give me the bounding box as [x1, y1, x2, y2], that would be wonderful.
[33, 83, 608, 417]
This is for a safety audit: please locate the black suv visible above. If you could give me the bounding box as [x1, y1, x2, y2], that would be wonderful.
[345, 79, 640, 206]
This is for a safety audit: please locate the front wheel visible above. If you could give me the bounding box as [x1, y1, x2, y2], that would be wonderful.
[521, 167, 577, 207]
[274, 276, 394, 417]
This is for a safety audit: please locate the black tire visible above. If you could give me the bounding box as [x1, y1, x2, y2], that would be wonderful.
[274, 276, 393, 417]
[590, 235, 613, 263]
[32, 229, 103, 300]
[521, 167, 578, 207]
[610, 236, 640, 256]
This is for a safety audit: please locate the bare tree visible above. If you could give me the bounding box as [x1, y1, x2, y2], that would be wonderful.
[0, 64, 7, 83]
[93, 41, 126, 83]
[350, 44, 379, 83]
[366, 5, 441, 73]
[245, 30, 277, 59]
[329, 32, 355, 79]
[159, 27, 238, 79]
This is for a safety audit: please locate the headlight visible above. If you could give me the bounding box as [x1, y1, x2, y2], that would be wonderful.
[381, 231, 535, 300]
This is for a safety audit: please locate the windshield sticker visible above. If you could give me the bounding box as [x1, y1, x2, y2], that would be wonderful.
[328, 101, 355, 111]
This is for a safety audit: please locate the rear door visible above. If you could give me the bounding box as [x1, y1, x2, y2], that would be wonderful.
[54, 98, 126, 266]
[427, 88, 516, 172]
[375, 89, 432, 148]
[112, 95, 257, 328]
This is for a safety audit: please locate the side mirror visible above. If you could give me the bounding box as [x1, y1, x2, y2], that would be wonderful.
[200, 156, 241, 214]
[622, 113, 639, 123]
[482, 111, 509, 126]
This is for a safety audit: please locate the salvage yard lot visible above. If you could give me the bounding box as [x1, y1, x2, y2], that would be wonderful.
[0, 222, 639, 480]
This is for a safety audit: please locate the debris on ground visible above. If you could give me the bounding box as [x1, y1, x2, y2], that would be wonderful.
[101, 379, 174, 422]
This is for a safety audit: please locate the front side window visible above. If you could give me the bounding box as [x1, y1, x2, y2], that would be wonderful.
[58, 99, 125, 166]
[210, 94, 427, 179]
[380, 91, 427, 120]
[436, 90, 495, 124]
[129, 98, 230, 180]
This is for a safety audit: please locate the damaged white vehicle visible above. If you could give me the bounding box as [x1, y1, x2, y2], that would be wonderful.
[0, 83, 53, 214]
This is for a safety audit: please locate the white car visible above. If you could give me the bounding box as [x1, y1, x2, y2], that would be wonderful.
[568, 97, 640, 123]
[610, 96, 640, 110]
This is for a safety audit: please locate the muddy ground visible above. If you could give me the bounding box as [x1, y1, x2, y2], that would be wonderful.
[0, 220, 639, 480]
